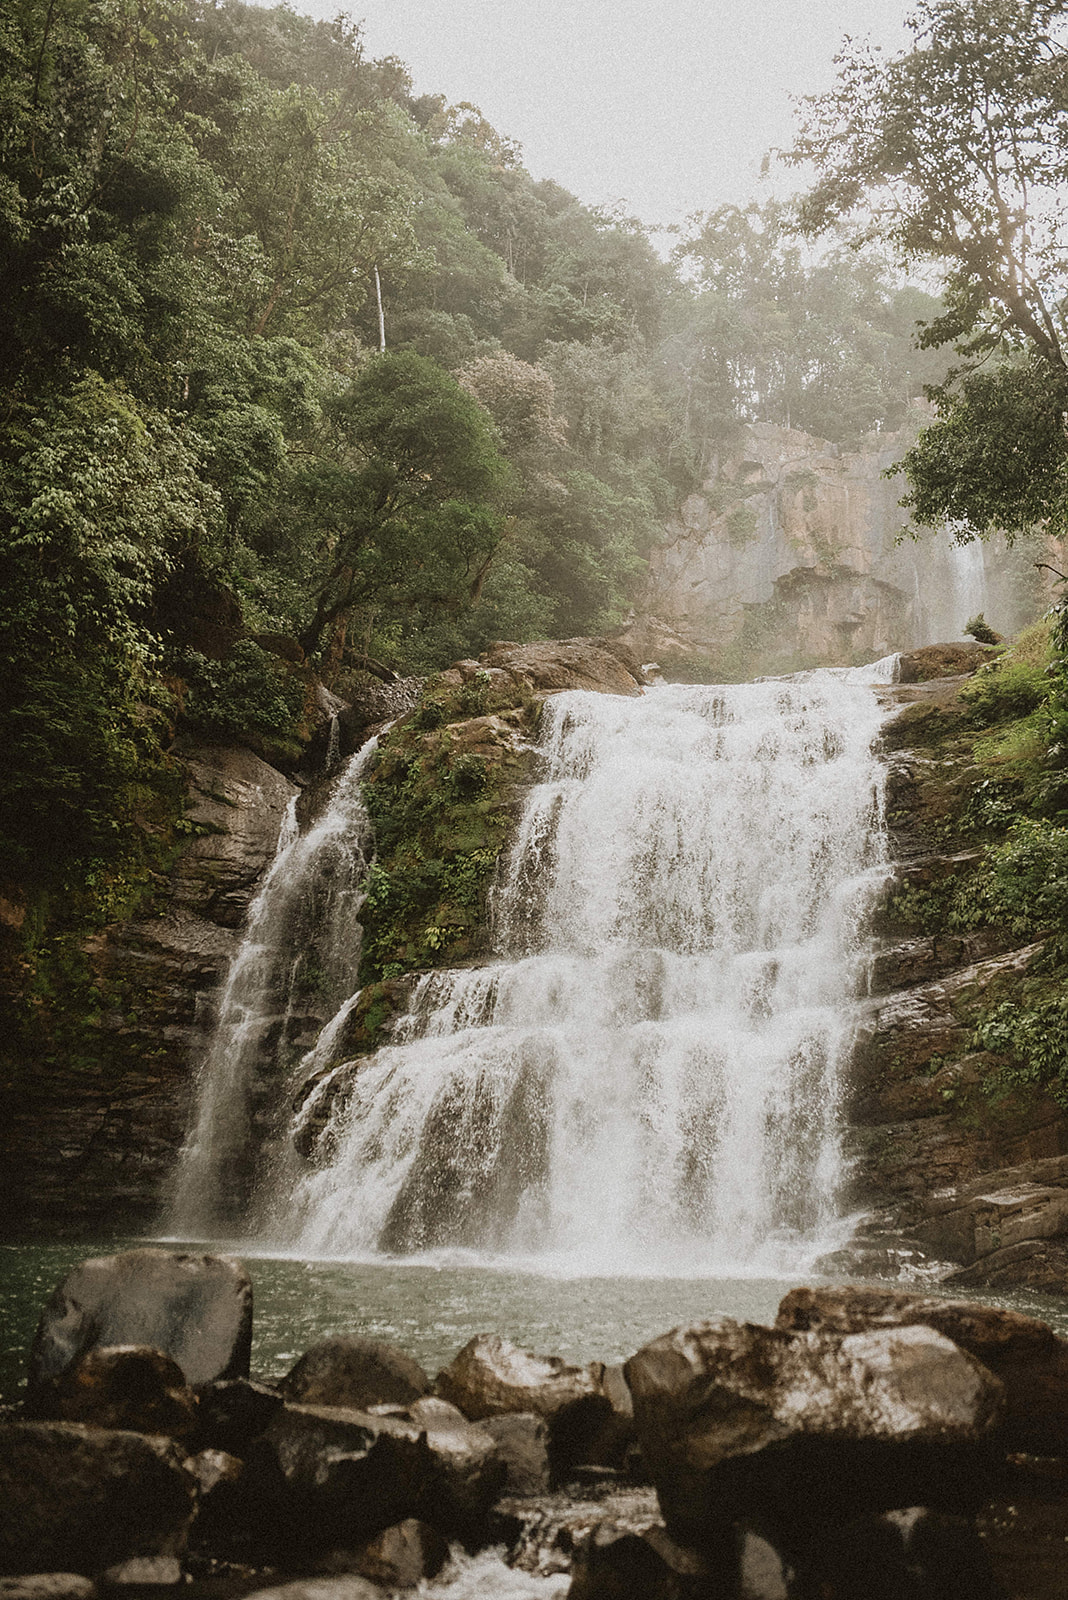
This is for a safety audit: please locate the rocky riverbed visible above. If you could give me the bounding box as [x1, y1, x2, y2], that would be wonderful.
[3, 1247, 1068, 1598]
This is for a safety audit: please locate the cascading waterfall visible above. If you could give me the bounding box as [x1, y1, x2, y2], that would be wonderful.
[278, 672, 891, 1273]
[169, 737, 382, 1235]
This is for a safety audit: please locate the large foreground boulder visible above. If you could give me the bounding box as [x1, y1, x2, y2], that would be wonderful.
[29, 1250, 252, 1388]
[624, 1318, 1004, 1547]
[0, 1423, 195, 1575]
[777, 1284, 1068, 1456]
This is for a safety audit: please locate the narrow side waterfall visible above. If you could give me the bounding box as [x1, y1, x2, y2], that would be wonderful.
[278, 674, 890, 1274]
[170, 739, 381, 1234]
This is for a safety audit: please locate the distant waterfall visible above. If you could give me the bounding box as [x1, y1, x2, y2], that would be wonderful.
[279, 674, 890, 1273]
[169, 739, 381, 1235]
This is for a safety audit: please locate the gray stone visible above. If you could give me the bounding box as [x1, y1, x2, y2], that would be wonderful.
[278, 1339, 429, 1411]
[436, 1333, 604, 1421]
[29, 1249, 253, 1388]
[777, 1285, 1068, 1456]
[624, 1318, 1004, 1546]
[240, 1583, 380, 1600]
[0, 1580, 96, 1600]
[482, 1413, 551, 1497]
[0, 1423, 195, 1576]
[568, 1521, 715, 1599]
[99, 1558, 182, 1585]
[321, 1518, 448, 1587]
[25, 1346, 198, 1440]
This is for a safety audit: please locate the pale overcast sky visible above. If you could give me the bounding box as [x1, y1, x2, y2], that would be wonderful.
[265, 0, 912, 227]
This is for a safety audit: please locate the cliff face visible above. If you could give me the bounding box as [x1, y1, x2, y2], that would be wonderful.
[0, 745, 298, 1234]
[636, 422, 1043, 674]
[841, 655, 1068, 1292]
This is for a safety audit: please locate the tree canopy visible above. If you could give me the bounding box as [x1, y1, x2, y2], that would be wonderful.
[790, 0, 1068, 539]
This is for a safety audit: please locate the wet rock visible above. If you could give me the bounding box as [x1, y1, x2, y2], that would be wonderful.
[778, 1286, 1068, 1456]
[320, 1518, 448, 1587]
[436, 1334, 604, 1422]
[624, 1318, 1004, 1547]
[482, 1413, 552, 1497]
[896, 642, 996, 682]
[192, 1378, 284, 1455]
[567, 1520, 715, 1599]
[478, 638, 646, 698]
[403, 1396, 506, 1541]
[278, 1339, 429, 1411]
[24, 1347, 198, 1440]
[99, 1557, 182, 1585]
[0, 1580, 96, 1600]
[172, 746, 299, 928]
[807, 1508, 1003, 1600]
[248, 1403, 432, 1560]
[239, 1581, 381, 1600]
[29, 1249, 253, 1389]
[436, 1334, 613, 1485]
[502, 1484, 662, 1579]
[736, 1522, 795, 1599]
[0, 1422, 196, 1575]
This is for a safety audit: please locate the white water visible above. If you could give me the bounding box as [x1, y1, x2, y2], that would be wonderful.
[170, 739, 381, 1234]
[279, 673, 890, 1274]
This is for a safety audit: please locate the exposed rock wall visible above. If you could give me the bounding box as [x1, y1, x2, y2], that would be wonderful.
[842, 658, 1068, 1291]
[0, 745, 297, 1234]
[635, 421, 1048, 673]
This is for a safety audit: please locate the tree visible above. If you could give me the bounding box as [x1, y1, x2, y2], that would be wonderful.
[295, 350, 513, 656]
[789, 0, 1068, 537]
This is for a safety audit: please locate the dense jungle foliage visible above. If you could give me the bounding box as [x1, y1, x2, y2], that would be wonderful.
[0, 0, 957, 902]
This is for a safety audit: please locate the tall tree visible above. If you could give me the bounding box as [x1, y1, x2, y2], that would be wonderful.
[789, 0, 1068, 537]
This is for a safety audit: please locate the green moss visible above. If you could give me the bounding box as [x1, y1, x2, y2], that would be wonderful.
[356, 677, 538, 982]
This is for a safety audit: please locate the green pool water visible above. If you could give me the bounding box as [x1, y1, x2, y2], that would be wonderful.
[4, 1236, 1068, 1402]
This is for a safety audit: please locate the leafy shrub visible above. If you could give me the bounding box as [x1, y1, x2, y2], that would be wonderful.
[975, 990, 1068, 1105]
[180, 641, 304, 741]
[954, 819, 1068, 936]
[965, 613, 1000, 645]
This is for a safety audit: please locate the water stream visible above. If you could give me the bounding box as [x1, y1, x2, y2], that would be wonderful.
[170, 737, 381, 1234]
[229, 670, 895, 1274]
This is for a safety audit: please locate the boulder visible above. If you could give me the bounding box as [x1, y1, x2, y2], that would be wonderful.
[24, 1347, 198, 1440]
[435, 1334, 613, 1485]
[623, 1318, 1004, 1547]
[240, 1582, 381, 1600]
[247, 1403, 432, 1560]
[402, 1396, 506, 1542]
[192, 1378, 284, 1455]
[320, 1518, 448, 1587]
[436, 1334, 604, 1422]
[482, 1413, 552, 1497]
[29, 1250, 252, 1389]
[568, 1521, 715, 1599]
[278, 1339, 430, 1411]
[806, 1508, 1003, 1600]
[0, 1581, 96, 1600]
[0, 1423, 196, 1575]
[478, 638, 645, 698]
[777, 1285, 1068, 1456]
[99, 1557, 182, 1586]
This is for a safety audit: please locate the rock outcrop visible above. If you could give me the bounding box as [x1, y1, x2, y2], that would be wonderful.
[0, 744, 298, 1234]
[841, 662, 1068, 1289]
[635, 421, 1047, 675]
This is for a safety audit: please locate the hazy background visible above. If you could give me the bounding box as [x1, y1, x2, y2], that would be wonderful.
[264, 0, 912, 225]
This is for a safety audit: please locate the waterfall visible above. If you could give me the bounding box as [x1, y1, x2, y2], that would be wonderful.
[169, 738, 381, 1235]
[279, 673, 890, 1274]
